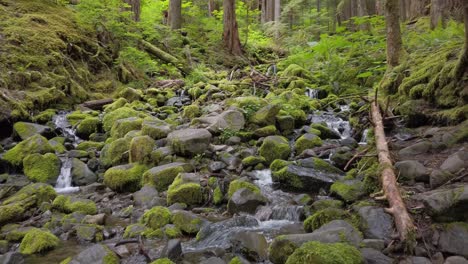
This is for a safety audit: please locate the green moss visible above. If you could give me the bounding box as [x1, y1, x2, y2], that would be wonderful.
[75, 224, 104, 242]
[60, 257, 72, 264]
[23, 153, 60, 183]
[330, 181, 365, 203]
[172, 212, 203, 234]
[142, 164, 189, 192]
[241, 156, 266, 167]
[100, 138, 131, 167]
[254, 125, 277, 137]
[141, 206, 172, 229]
[129, 135, 155, 164]
[259, 136, 291, 164]
[285, 241, 363, 264]
[5, 227, 33, 242]
[229, 257, 243, 264]
[49, 137, 66, 153]
[213, 186, 224, 205]
[281, 64, 312, 79]
[183, 105, 200, 119]
[76, 141, 105, 151]
[167, 174, 203, 206]
[67, 111, 93, 126]
[270, 159, 291, 172]
[0, 204, 26, 226]
[104, 98, 128, 112]
[3, 134, 54, 166]
[123, 223, 148, 238]
[32, 109, 56, 123]
[19, 228, 59, 254]
[110, 117, 143, 139]
[52, 195, 97, 215]
[103, 244, 120, 264]
[102, 107, 140, 131]
[164, 225, 182, 238]
[269, 236, 299, 264]
[142, 228, 164, 238]
[271, 166, 304, 190]
[150, 258, 175, 264]
[310, 199, 344, 212]
[104, 164, 148, 192]
[303, 208, 350, 232]
[228, 179, 261, 198]
[76, 117, 100, 138]
[295, 134, 323, 154]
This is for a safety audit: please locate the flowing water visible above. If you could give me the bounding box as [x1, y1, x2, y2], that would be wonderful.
[310, 111, 352, 139]
[359, 128, 369, 145]
[305, 88, 319, 99]
[52, 112, 80, 194]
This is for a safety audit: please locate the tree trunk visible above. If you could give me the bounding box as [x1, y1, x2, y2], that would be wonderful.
[465, 3, 468, 56]
[375, 0, 384, 15]
[274, 0, 281, 37]
[385, 0, 403, 67]
[223, 0, 243, 55]
[169, 0, 182, 29]
[430, 0, 445, 29]
[357, 0, 369, 30]
[124, 0, 141, 21]
[371, 102, 415, 242]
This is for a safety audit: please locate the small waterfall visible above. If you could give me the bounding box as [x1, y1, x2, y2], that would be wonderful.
[55, 158, 79, 193]
[305, 88, 319, 99]
[359, 128, 369, 145]
[52, 112, 80, 193]
[266, 64, 277, 77]
[310, 112, 352, 139]
[340, 104, 350, 112]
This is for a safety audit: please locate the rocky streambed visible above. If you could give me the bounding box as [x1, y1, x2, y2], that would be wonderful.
[0, 83, 467, 264]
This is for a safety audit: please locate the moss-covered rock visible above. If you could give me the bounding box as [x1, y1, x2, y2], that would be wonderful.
[330, 180, 366, 203]
[141, 118, 173, 140]
[110, 117, 143, 139]
[75, 224, 104, 242]
[167, 173, 203, 206]
[13, 122, 53, 140]
[281, 64, 312, 79]
[76, 117, 101, 139]
[294, 133, 323, 154]
[141, 206, 172, 229]
[3, 134, 54, 166]
[310, 199, 344, 212]
[129, 135, 155, 164]
[303, 208, 350, 232]
[254, 125, 278, 137]
[213, 186, 224, 205]
[167, 128, 212, 157]
[19, 228, 59, 254]
[285, 241, 363, 264]
[172, 210, 204, 235]
[242, 156, 266, 167]
[49, 137, 66, 153]
[76, 141, 105, 151]
[23, 153, 61, 183]
[228, 179, 261, 198]
[251, 104, 281, 125]
[52, 195, 97, 215]
[310, 123, 340, 139]
[142, 162, 192, 192]
[259, 136, 291, 164]
[276, 115, 295, 135]
[123, 223, 149, 238]
[102, 107, 140, 131]
[32, 109, 57, 124]
[103, 163, 148, 192]
[182, 105, 201, 119]
[100, 137, 131, 168]
[150, 258, 175, 264]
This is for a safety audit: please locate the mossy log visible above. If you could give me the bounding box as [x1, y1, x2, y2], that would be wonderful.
[371, 101, 415, 242]
[139, 40, 190, 75]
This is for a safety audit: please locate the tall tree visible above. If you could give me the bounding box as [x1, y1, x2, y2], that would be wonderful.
[274, 0, 281, 37]
[223, 0, 243, 55]
[357, 0, 369, 30]
[124, 0, 141, 21]
[385, 0, 403, 67]
[169, 0, 182, 29]
[430, 0, 446, 29]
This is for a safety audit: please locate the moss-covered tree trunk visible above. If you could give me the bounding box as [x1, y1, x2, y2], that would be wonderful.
[169, 0, 182, 29]
[385, 0, 403, 67]
[465, 3, 468, 57]
[124, 0, 141, 22]
[357, 0, 369, 30]
[430, 0, 446, 29]
[223, 0, 243, 55]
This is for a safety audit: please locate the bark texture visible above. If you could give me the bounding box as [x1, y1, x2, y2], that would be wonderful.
[385, 0, 403, 67]
[223, 0, 243, 55]
[124, 0, 141, 21]
[169, 0, 182, 29]
[371, 102, 415, 241]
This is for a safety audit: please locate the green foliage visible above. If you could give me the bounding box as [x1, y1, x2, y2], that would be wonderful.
[141, 206, 172, 229]
[285, 241, 363, 264]
[19, 228, 59, 254]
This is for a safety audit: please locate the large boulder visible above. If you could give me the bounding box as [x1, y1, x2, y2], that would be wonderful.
[23, 153, 61, 184]
[2, 134, 54, 166]
[13, 122, 53, 140]
[172, 210, 208, 235]
[259, 136, 291, 164]
[413, 184, 468, 221]
[76, 117, 100, 139]
[100, 137, 131, 168]
[143, 162, 193, 192]
[129, 135, 155, 164]
[394, 160, 429, 183]
[141, 118, 173, 140]
[195, 110, 245, 133]
[398, 141, 432, 158]
[250, 104, 281, 126]
[110, 117, 143, 139]
[133, 185, 165, 209]
[285, 241, 363, 264]
[71, 158, 97, 186]
[19, 228, 59, 254]
[167, 129, 212, 156]
[103, 163, 148, 192]
[102, 106, 140, 131]
[167, 173, 203, 206]
[294, 133, 322, 155]
[438, 222, 468, 258]
[269, 220, 362, 264]
[357, 206, 393, 241]
[227, 188, 268, 215]
[66, 244, 119, 264]
[440, 150, 468, 174]
[231, 231, 268, 262]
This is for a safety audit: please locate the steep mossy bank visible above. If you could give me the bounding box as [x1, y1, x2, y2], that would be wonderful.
[0, 0, 117, 121]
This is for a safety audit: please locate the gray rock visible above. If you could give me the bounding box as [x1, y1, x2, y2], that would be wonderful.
[161, 239, 182, 261]
[231, 231, 268, 262]
[199, 110, 245, 133]
[438, 222, 468, 258]
[400, 257, 432, 264]
[208, 161, 227, 172]
[340, 137, 358, 149]
[133, 185, 165, 209]
[227, 188, 268, 215]
[68, 244, 118, 264]
[395, 160, 429, 183]
[272, 164, 343, 192]
[200, 257, 226, 264]
[219, 152, 241, 171]
[82, 213, 106, 225]
[398, 141, 432, 157]
[14, 122, 53, 140]
[445, 256, 468, 264]
[251, 104, 281, 126]
[358, 206, 393, 241]
[360, 248, 393, 264]
[268, 220, 362, 264]
[0, 252, 24, 264]
[167, 128, 212, 156]
[413, 184, 468, 221]
[141, 118, 173, 140]
[72, 158, 97, 186]
[182, 247, 226, 264]
[143, 162, 193, 192]
[430, 169, 455, 188]
[362, 239, 386, 250]
[172, 210, 208, 234]
[440, 150, 468, 174]
[226, 136, 241, 145]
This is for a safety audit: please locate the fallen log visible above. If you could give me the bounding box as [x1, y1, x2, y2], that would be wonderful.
[139, 40, 190, 75]
[80, 98, 114, 110]
[370, 101, 415, 242]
